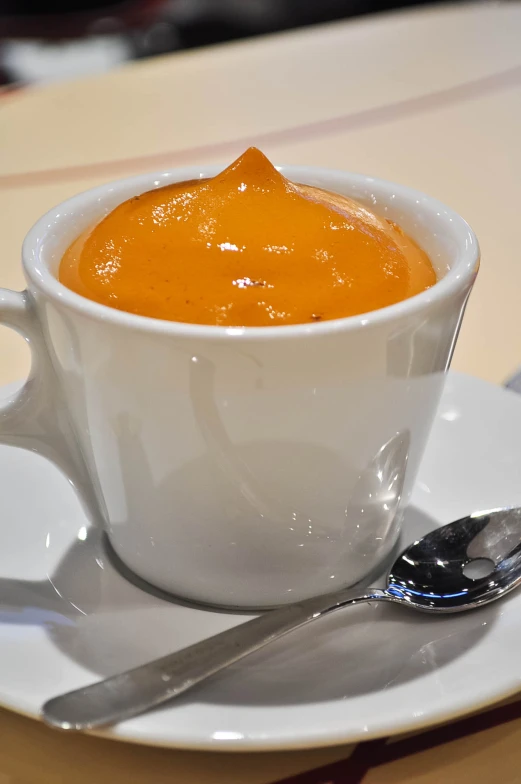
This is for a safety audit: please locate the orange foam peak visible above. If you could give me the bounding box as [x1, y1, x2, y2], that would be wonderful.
[60, 147, 435, 326]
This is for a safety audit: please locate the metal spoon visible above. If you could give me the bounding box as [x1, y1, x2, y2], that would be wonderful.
[42, 506, 521, 731]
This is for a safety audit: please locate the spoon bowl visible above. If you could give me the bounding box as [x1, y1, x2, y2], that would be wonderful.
[386, 507, 521, 611]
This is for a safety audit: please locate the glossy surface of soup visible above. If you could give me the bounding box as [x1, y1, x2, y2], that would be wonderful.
[60, 148, 436, 327]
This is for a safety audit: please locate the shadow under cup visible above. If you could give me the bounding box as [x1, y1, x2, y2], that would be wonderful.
[4, 165, 479, 609]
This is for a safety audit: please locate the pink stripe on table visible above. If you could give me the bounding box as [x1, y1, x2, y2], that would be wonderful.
[1, 64, 521, 189]
[273, 697, 521, 784]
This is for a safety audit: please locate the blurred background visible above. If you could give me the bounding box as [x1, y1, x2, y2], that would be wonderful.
[2, 0, 520, 389]
[0, 0, 464, 85]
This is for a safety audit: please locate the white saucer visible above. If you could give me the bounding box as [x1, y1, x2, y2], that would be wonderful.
[2, 372, 521, 751]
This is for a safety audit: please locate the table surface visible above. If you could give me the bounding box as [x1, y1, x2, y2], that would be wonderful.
[2, 2, 521, 781]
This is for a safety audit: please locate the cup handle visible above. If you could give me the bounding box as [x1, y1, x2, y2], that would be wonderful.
[0, 288, 98, 518]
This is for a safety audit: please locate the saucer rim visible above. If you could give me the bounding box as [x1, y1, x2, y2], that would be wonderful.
[1, 371, 520, 751]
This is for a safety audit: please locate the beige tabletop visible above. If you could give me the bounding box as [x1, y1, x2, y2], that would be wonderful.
[1, 2, 521, 781]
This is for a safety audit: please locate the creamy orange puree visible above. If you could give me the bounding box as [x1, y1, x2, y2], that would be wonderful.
[60, 148, 436, 326]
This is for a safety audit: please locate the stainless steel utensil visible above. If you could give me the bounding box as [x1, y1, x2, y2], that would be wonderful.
[42, 506, 521, 731]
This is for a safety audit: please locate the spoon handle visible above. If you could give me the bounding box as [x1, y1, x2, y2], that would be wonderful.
[42, 588, 387, 731]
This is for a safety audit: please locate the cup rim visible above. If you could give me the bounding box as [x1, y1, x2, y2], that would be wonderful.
[23, 164, 480, 341]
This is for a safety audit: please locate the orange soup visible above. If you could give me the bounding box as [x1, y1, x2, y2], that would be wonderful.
[60, 148, 436, 327]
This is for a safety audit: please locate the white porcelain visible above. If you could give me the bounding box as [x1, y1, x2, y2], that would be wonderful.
[1, 373, 521, 750]
[0, 165, 478, 607]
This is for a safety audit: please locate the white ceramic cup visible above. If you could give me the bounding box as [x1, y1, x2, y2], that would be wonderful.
[0, 165, 479, 608]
